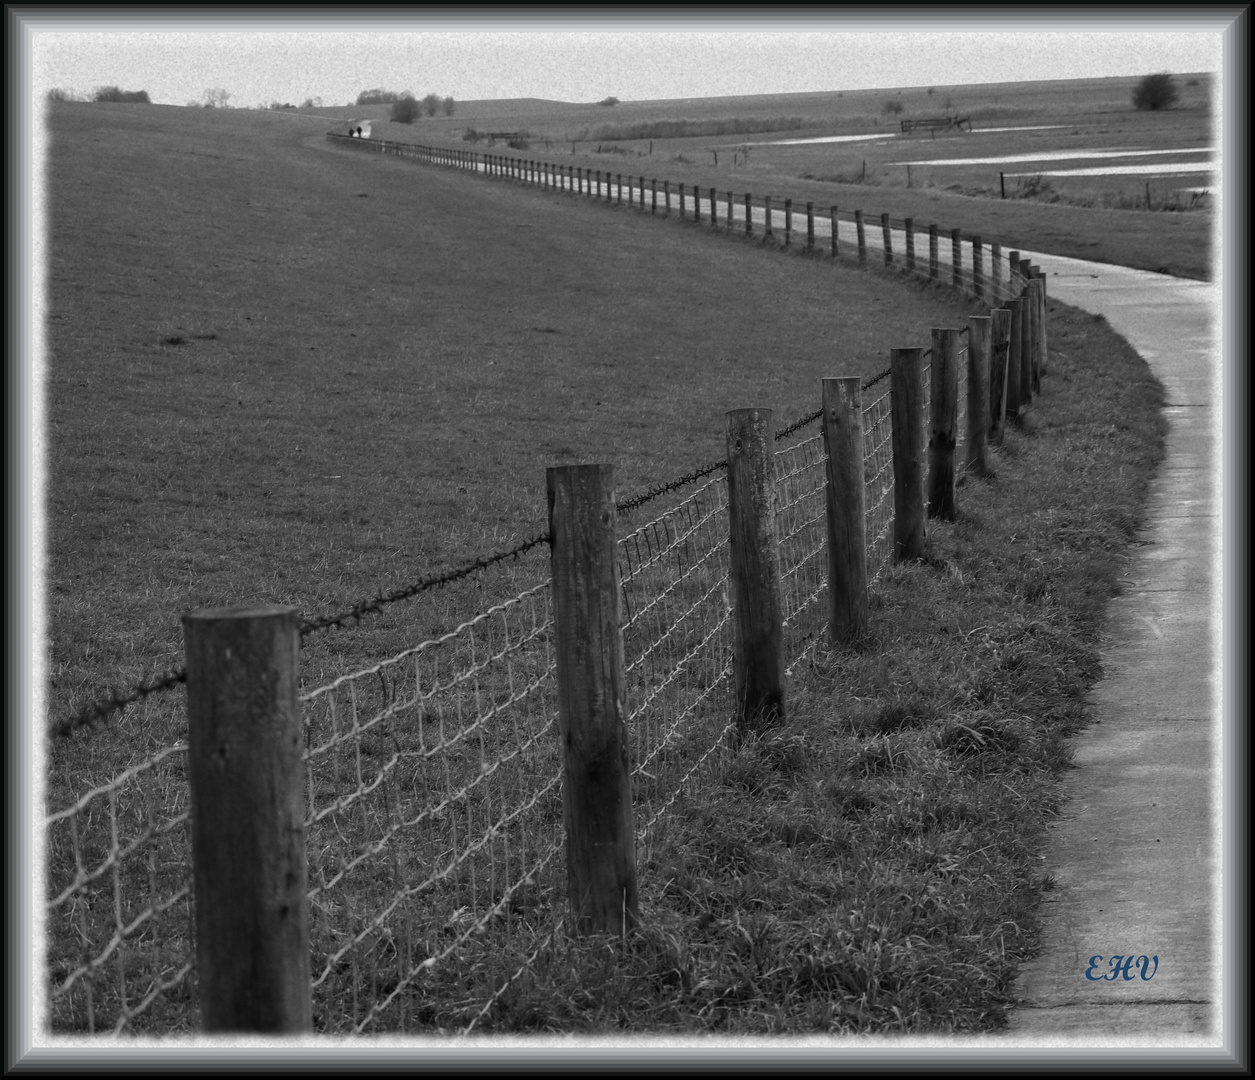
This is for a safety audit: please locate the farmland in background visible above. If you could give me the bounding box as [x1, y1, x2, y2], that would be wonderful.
[363, 72, 1214, 279]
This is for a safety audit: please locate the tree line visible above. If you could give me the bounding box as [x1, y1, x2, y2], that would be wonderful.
[355, 89, 455, 121]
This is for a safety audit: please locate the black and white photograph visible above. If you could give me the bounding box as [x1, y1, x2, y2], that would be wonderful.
[10, 8, 1246, 1072]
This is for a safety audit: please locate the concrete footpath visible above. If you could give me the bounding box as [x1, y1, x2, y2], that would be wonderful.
[997, 254, 1222, 1044]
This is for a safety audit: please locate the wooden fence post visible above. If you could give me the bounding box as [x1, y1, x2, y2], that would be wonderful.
[745, 192, 753, 236]
[806, 202, 815, 250]
[711, 187, 718, 227]
[1004, 297, 1025, 422]
[972, 235, 984, 300]
[882, 213, 893, 266]
[651, 178, 657, 214]
[830, 206, 839, 257]
[727, 190, 734, 228]
[905, 218, 915, 271]
[547, 464, 639, 937]
[965, 316, 992, 477]
[928, 328, 960, 521]
[822, 378, 868, 643]
[890, 348, 927, 560]
[929, 225, 939, 279]
[1036, 270, 1049, 378]
[989, 308, 1012, 446]
[991, 242, 1003, 301]
[1018, 276, 1034, 409]
[725, 409, 786, 738]
[678, 182, 685, 218]
[184, 606, 311, 1033]
[855, 210, 866, 265]
[951, 228, 963, 289]
[784, 199, 792, 247]
[765, 195, 774, 239]
[1028, 276, 1042, 393]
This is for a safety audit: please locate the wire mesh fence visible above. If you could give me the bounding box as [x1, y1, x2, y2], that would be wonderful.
[863, 381, 896, 585]
[617, 473, 737, 855]
[300, 567, 565, 1034]
[44, 733, 197, 1035]
[774, 429, 829, 674]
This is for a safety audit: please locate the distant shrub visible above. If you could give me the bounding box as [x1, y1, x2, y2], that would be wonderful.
[1132, 72, 1178, 111]
[423, 93, 441, 117]
[598, 96, 620, 107]
[391, 94, 421, 123]
[463, 128, 482, 142]
[507, 137, 529, 150]
[47, 88, 78, 102]
[883, 100, 904, 116]
[93, 86, 151, 104]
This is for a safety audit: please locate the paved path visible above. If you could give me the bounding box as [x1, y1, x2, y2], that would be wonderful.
[998, 254, 1221, 1045]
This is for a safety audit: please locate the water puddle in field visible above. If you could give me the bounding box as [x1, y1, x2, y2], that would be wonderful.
[1004, 162, 1215, 178]
[745, 124, 1071, 148]
[889, 147, 1215, 167]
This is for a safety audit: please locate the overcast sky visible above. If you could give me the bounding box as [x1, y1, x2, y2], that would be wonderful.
[24, 11, 1227, 109]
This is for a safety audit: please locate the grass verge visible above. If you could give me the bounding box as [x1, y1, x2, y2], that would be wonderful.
[406, 300, 1168, 1034]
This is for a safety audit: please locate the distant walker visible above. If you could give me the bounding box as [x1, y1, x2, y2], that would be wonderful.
[346, 119, 372, 139]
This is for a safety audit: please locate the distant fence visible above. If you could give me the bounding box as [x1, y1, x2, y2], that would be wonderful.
[46, 134, 1051, 1035]
[900, 116, 972, 135]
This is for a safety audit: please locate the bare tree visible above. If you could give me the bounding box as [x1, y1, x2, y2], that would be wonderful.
[443, 95, 455, 116]
[423, 92, 441, 117]
[203, 88, 232, 109]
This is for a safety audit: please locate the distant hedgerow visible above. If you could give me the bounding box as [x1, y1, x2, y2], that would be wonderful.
[93, 86, 151, 104]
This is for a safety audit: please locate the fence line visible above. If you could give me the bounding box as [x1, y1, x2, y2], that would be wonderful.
[48, 133, 1051, 1035]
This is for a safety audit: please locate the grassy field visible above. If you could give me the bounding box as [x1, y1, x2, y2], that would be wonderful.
[361, 72, 1215, 280]
[43, 92, 1167, 1035]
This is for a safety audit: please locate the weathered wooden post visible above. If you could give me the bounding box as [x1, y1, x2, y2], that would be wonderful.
[991, 242, 1003, 302]
[972, 235, 984, 300]
[1036, 269, 1049, 378]
[965, 316, 992, 477]
[765, 195, 774, 239]
[1004, 297, 1025, 422]
[651, 178, 657, 214]
[822, 378, 868, 643]
[1028, 276, 1043, 393]
[1018, 271, 1034, 408]
[856, 210, 867, 265]
[890, 348, 927, 560]
[725, 409, 786, 739]
[617, 172, 623, 205]
[806, 202, 815, 250]
[692, 183, 700, 222]
[928, 328, 960, 521]
[951, 228, 963, 289]
[784, 199, 792, 247]
[678, 182, 686, 218]
[831, 206, 839, 257]
[727, 190, 734, 228]
[881, 213, 893, 266]
[929, 224, 939, 279]
[745, 192, 753, 236]
[905, 218, 915, 272]
[547, 464, 639, 937]
[711, 187, 718, 227]
[989, 308, 1012, 446]
[664, 179, 671, 214]
[184, 606, 312, 1033]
